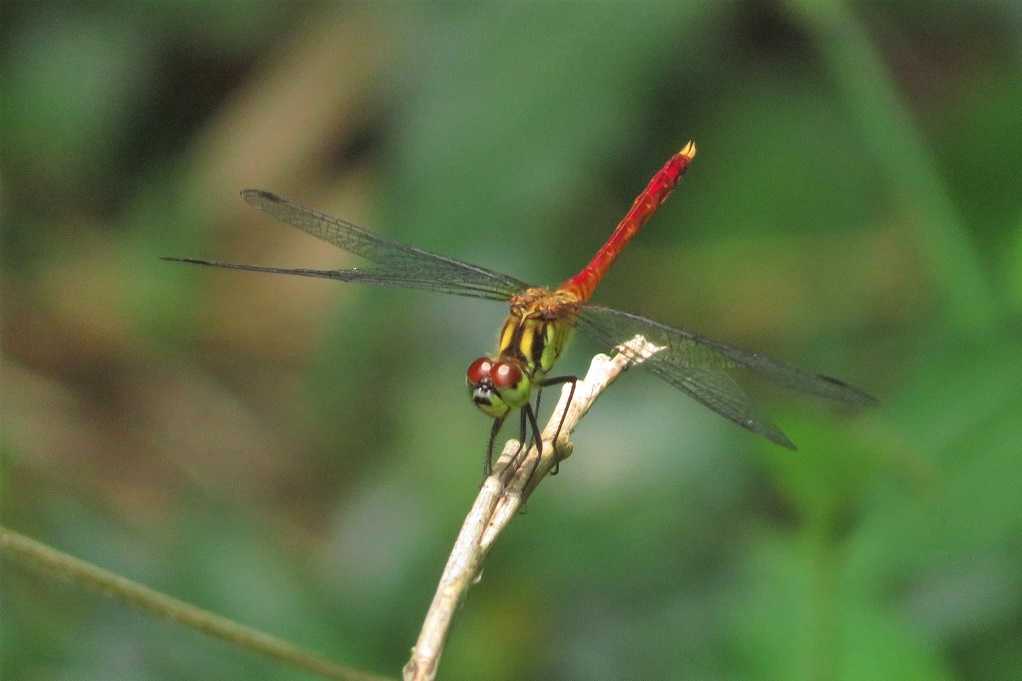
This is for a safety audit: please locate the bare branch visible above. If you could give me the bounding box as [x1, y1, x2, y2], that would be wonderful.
[403, 336, 663, 681]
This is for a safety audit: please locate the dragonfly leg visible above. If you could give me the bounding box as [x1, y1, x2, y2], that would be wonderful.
[485, 415, 506, 478]
[511, 406, 528, 465]
[536, 375, 578, 476]
[529, 386, 548, 470]
[521, 402, 544, 492]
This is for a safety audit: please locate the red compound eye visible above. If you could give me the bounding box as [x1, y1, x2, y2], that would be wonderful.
[492, 361, 523, 390]
[466, 357, 493, 385]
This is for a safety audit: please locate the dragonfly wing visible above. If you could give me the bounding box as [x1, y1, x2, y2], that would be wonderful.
[577, 305, 876, 405]
[576, 305, 876, 448]
[575, 308, 796, 448]
[650, 364, 796, 449]
[230, 189, 530, 299]
[161, 258, 516, 302]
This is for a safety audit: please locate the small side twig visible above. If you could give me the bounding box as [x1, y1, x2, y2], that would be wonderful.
[403, 336, 663, 681]
[0, 526, 392, 681]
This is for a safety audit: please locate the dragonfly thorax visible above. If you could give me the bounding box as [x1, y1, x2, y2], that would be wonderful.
[501, 288, 578, 376]
[508, 286, 581, 319]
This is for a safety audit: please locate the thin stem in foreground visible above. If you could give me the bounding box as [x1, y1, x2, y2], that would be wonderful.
[0, 526, 392, 681]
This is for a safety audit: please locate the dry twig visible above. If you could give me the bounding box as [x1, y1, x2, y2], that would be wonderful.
[403, 335, 663, 681]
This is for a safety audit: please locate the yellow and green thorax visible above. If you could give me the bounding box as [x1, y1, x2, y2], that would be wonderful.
[499, 287, 579, 381]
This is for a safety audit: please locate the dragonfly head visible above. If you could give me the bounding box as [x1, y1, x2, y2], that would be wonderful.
[466, 356, 531, 418]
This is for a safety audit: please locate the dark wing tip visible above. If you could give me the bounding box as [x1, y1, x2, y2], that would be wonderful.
[240, 188, 282, 206]
[777, 434, 798, 451]
[816, 373, 879, 406]
[161, 256, 217, 267]
[763, 423, 798, 450]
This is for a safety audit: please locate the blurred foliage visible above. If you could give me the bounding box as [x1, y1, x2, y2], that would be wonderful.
[2, 1, 1022, 680]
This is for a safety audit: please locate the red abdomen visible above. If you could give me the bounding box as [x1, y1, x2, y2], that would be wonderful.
[563, 141, 697, 302]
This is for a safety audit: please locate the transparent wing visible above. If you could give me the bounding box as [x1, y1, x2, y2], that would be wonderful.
[160, 259, 518, 301]
[163, 190, 531, 302]
[576, 305, 876, 449]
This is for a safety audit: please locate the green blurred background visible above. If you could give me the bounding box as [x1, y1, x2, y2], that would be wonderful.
[3, 2, 1021, 680]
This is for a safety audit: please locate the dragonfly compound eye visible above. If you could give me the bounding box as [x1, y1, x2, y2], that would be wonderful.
[466, 357, 493, 386]
[492, 362, 522, 390]
[491, 360, 531, 409]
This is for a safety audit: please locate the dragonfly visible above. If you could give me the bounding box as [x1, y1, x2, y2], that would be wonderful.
[165, 141, 875, 479]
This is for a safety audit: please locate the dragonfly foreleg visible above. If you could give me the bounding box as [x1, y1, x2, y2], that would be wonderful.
[511, 407, 528, 465]
[486, 416, 505, 478]
[535, 375, 578, 476]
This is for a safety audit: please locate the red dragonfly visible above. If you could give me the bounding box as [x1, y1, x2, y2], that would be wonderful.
[166, 142, 874, 476]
